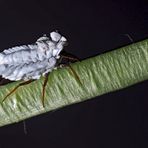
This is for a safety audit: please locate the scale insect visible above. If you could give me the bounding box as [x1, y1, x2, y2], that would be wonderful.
[0, 31, 80, 107]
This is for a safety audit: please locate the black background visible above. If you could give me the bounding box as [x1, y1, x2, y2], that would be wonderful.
[0, 0, 147, 148]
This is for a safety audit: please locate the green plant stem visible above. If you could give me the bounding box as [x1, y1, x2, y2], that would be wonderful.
[0, 39, 148, 127]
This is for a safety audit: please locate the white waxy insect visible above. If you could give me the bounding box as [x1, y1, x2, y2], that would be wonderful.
[0, 31, 68, 106]
[0, 31, 80, 107]
[0, 31, 67, 81]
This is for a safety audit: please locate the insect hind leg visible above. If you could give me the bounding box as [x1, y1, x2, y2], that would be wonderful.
[2, 80, 34, 102]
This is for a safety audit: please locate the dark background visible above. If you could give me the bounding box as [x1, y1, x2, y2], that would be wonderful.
[0, 0, 147, 148]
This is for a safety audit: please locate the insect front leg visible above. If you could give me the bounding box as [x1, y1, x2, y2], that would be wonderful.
[66, 64, 82, 85]
[58, 54, 82, 85]
[61, 55, 79, 62]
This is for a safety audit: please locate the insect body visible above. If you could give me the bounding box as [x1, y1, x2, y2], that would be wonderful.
[0, 31, 79, 107]
[0, 32, 67, 81]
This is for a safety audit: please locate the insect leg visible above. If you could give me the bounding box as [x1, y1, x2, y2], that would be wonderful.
[67, 64, 82, 85]
[2, 80, 34, 102]
[42, 73, 49, 107]
[61, 55, 82, 85]
[61, 55, 79, 62]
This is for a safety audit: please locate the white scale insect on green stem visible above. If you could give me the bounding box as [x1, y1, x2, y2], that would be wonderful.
[0, 31, 79, 107]
[0, 32, 67, 80]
